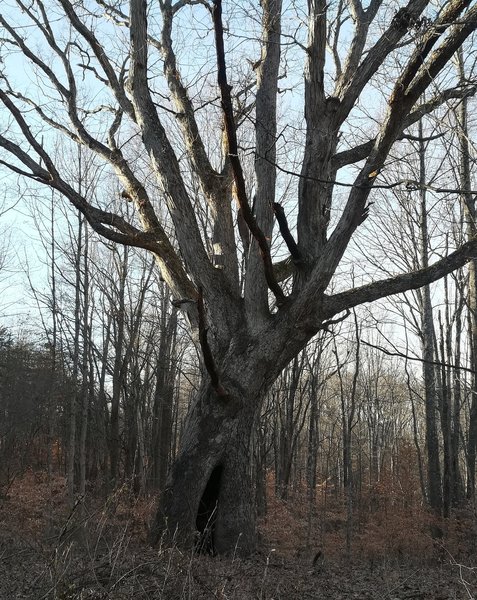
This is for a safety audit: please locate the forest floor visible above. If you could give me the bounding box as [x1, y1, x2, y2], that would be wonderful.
[1, 471, 476, 600]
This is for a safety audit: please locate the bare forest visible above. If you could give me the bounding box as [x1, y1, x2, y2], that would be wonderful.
[1, 0, 477, 598]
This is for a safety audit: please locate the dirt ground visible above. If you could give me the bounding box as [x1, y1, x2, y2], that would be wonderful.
[1, 472, 476, 599]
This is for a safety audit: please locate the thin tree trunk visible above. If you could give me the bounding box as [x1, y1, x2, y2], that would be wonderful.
[151, 300, 178, 491]
[110, 247, 128, 485]
[79, 220, 90, 500]
[67, 212, 83, 505]
[407, 365, 427, 503]
[418, 121, 442, 514]
[438, 307, 452, 518]
[253, 416, 268, 518]
[452, 281, 465, 505]
[456, 50, 477, 503]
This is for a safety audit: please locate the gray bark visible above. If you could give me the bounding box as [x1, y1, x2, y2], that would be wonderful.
[151, 317, 314, 554]
[109, 247, 128, 485]
[438, 306, 452, 517]
[151, 300, 178, 491]
[78, 218, 91, 500]
[452, 285, 465, 505]
[244, 0, 282, 320]
[418, 122, 442, 514]
[456, 50, 477, 503]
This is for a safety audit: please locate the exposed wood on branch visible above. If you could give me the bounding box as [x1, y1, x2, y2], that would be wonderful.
[321, 309, 351, 331]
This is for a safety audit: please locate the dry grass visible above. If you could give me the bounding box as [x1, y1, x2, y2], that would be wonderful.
[1, 471, 476, 599]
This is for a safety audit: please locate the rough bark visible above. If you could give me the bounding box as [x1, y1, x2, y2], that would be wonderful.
[244, 0, 282, 320]
[150, 378, 258, 554]
[150, 315, 314, 554]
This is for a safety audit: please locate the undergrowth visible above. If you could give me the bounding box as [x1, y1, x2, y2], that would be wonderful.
[1, 470, 476, 599]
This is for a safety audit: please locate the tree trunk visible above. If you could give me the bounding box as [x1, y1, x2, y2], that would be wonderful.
[78, 220, 91, 500]
[151, 305, 177, 491]
[452, 286, 465, 506]
[456, 50, 477, 503]
[149, 317, 301, 556]
[418, 122, 442, 514]
[277, 356, 299, 500]
[438, 308, 452, 518]
[253, 416, 268, 518]
[107, 247, 129, 485]
[150, 377, 259, 554]
[408, 368, 427, 503]
[3, 0, 477, 561]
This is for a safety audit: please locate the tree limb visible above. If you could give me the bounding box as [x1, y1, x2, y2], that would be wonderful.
[244, 0, 283, 314]
[336, 0, 430, 124]
[322, 239, 477, 318]
[0, 106, 196, 303]
[197, 287, 228, 398]
[361, 338, 477, 374]
[128, 0, 219, 296]
[212, 0, 285, 304]
[322, 3, 477, 290]
[333, 82, 477, 169]
[273, 203, 302, 263]
[160, 0, 239, 292]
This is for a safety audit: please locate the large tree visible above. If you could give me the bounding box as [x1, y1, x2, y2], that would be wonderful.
[1, 0, 477, 554]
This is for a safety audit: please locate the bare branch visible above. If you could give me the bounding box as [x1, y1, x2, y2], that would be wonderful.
[273, 203, 301, 263]
[0, 95, 196, 302]
[323, 239, 477, 318]
[244, 0, 283, 314]
[160, 1, 223, 203]
[160, 0, 239, 291]
[334, 0, 381, 98]
[56, 0, 135, 117]
[128, 0, 218, 295]
[333, 82, 477, 169]
[212, 0, 285, 304]
[0, 91, 59, 178]
[0, 14, 69, 98]
[296, 0, 330, 264]
[321, 4, 477, 291]
[406, 2, 477, 100]
[361, 339, 477, 374]
[322, 308, 351, 331]
[336, 0, 430, 123]
[197, 287, 228, 398]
